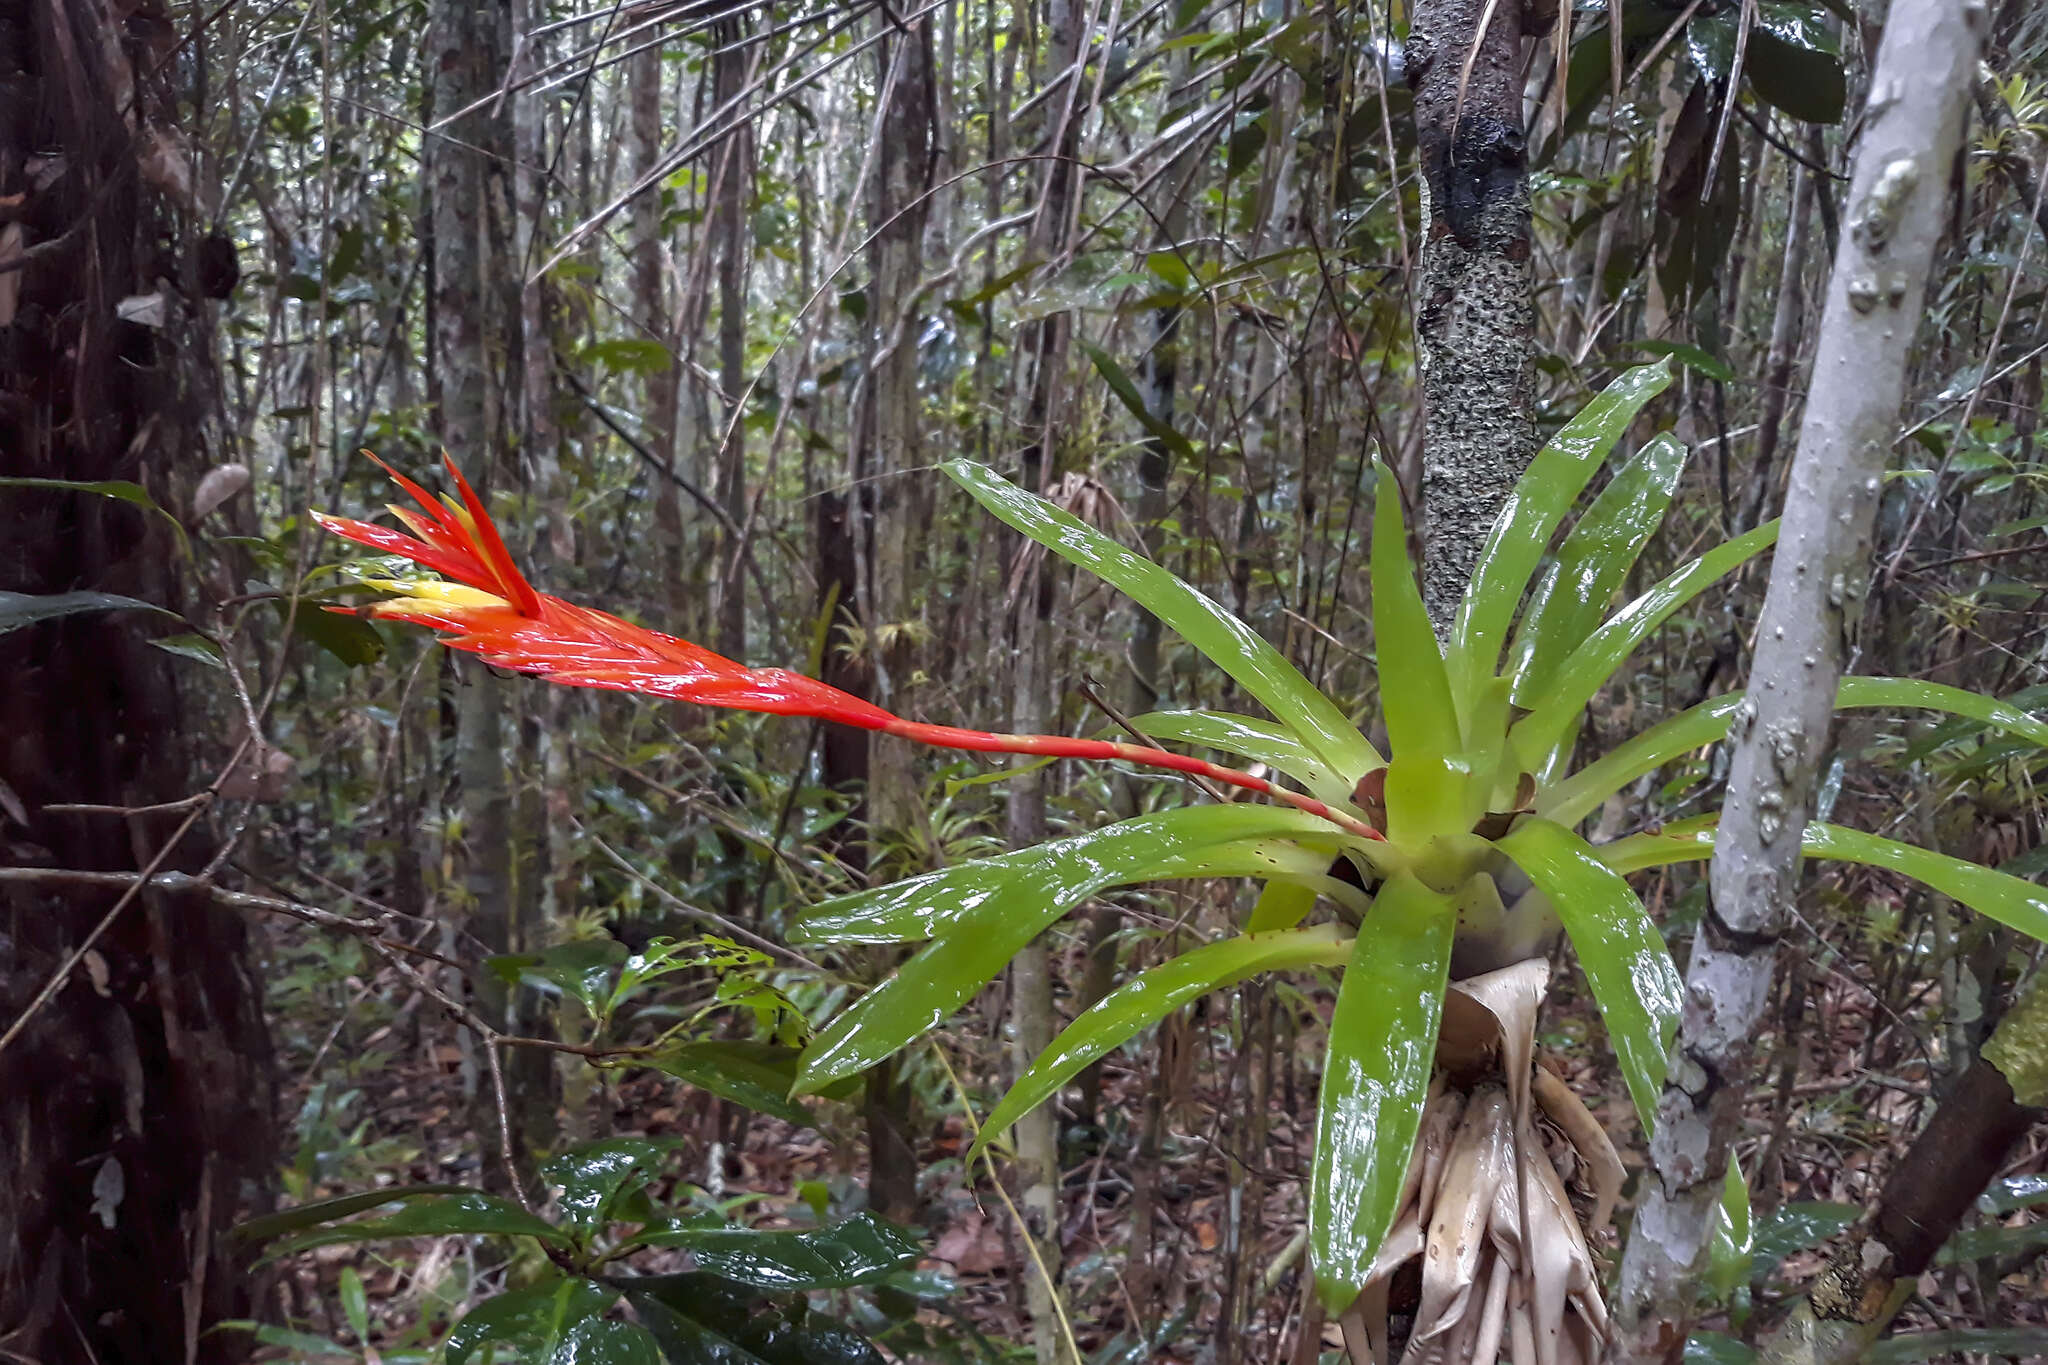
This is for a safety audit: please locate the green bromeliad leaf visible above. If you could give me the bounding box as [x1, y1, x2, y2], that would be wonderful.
[1132, 708, 1358, 803]
[1600, 817, 2048, 944]
[793, 806, 1377, 1091]
[1311, 875, 1455, 1313]
[945, 460, 1380, 781]
[793, 810, 1371, 944]
[1545, 676, 2048, 826]
[1495, 817, 1682, 1133]
[1451, 361, 1673, 709]
[1507, 431, 1687, 707]
[1370, 464, 1458, 755]
[1513, 518, 1780, 782]
[971, 923, 1352, 1161]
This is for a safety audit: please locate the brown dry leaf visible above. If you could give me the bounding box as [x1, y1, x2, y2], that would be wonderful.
[0, 223, 22, 328]
[1417, 1084, 1511, 1343]
[931, 1213, 1007, 1273]
[1532, 1063, 1624, 1236]
[1194, 1219, 1220, 1251]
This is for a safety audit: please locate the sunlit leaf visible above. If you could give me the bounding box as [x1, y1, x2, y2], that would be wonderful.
[1310, 875, 1454, 1312]
[1132, 708, 1356, 803]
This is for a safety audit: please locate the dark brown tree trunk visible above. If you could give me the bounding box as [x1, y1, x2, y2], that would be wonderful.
[0, 0, 275, 1359]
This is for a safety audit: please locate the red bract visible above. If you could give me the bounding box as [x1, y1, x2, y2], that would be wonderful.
[317, 458, 1383, 842]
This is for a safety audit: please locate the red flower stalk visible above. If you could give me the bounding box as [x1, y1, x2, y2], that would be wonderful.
[316, 457, 1382, 843]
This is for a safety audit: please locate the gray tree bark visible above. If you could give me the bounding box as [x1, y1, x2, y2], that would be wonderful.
[1405, 0, 1539, 628]
[1613, 0, 1988, 1352]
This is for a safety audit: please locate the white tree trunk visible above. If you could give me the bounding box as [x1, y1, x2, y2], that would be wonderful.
[1613, 0, 1988, 1351]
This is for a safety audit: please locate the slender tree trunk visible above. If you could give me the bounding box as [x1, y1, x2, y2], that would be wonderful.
[429, 0, 524, 1182]
[1405, 0, 1540, 627]
[630, 38, 683, 622]
[1745, 165, 1816, 532]
[1613, 1, 1986, 1350]
[0, 0, 275, 1357]
[712, 24, 749, 659]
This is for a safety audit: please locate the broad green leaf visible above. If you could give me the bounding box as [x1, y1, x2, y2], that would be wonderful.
[1598, 819, 2048, 943]
[1626, 340, 1737, 383]
[552, 1317, 663, 1365]
[1685, 1332, 1758, 1365]
[1513, 519, 1779, 780]
[1132, 709, 1356, 803]
[1496, 818, 1682, 1133]
[1310, 875, 1454, 1312]
[231, 1183, 477, 1243]
[1938, 1219, 2048, 1265]
[945, 460, 1379, 780]
[540, 1139, 680, 1236]
[974, 924, 1352, 1160]
[1748, 1201, 1860, 1278]
[794, 808, 1365, 1087]
[636, 1041, 839, 1126]
[627, 1280, 885, 1365]
[1452, 362, 1673, 705]
[1246, 878, 1319, 932]
[1370, 465, 1458, 755]
[1548, 676, 2048, 826]
[1705, 1158, 1752, 1302]
[1980, 1173, 2048, 1215]
[489, 939, 629, 1017]
[0, 475, 189, 554]
[792, 806, 1367, 944]
[1083, 343, 1195, 464]
[1508, 432, 1687, 706]
[265, 1191, 573, 1253]
[444, 1280, 617, 1365]
[629, 1212, 919, 1289]
[285, 600, 387, 667]
[339, 1267, 370, 1345]
[0, 589, 177, 636]
[149, 631, 227, 669]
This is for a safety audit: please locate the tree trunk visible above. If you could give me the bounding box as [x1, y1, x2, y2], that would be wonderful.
[712, 24, 749, 660]
[428, 0, 526, 1181]
[1405, 0, 1540, 628]
[1613, 1, 1987, 1351]
[630, 36, 684, 624]
[0, 0, 274, 1357]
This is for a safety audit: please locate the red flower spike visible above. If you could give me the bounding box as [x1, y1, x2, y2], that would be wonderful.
[317, 461, 1384, 843]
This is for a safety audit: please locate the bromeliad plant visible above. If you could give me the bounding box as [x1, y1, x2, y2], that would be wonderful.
[319, 359, 2048, 1336]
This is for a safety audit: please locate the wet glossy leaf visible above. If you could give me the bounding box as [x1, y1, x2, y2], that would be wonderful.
[628, 1281, 884, 1365]
[1370, 465, 1458, 756]
[1689, 4, 1845, 124]
[1939, 1219, 2048, 1264]
[975, 924, 1352, 1160]
[266, 1191, 573, 1252]
[1310, 875, 1454, 1313]
[148, 631, 227, 669]
[540, 1139, 681, 1236]
[554, 1317, 663, 1365]
[489, 939, 629, 1017]
[1684, 1332, 1757, 1365]
[1496, 818, 1681, 1133]
[444, 1280, 618, 1365]
[1452, 362, 1672, 705]
[1599, 819, 2048, 944]
[1979, 1173, 2048, 1215]
[1132, 709, 1355, 803]
[945, 460, 1379, 780]
[795, 807, 1360, 1088]
[1508, 433, 1687, 706]
[1748, 1201, 1860, 1276]
[1513, 519, 1779, 781]
[1626, 340, 1737, 383]
[0, 590, 178, 636]
[630, 1212, 918, 1290]
[638, 1041, 839, 1126]
[792, 804, 1354, 944]
[0, 475, 189, 553]
[1548, 675, 2048, 826]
